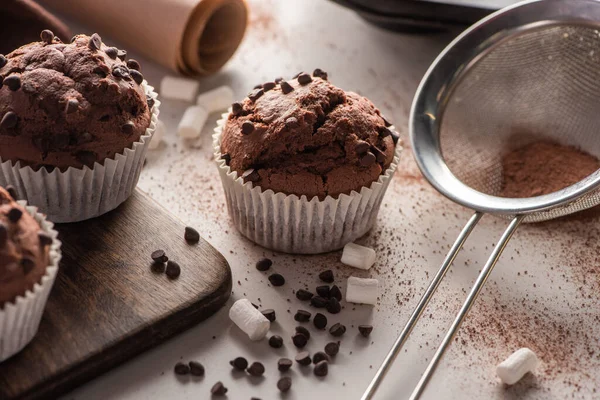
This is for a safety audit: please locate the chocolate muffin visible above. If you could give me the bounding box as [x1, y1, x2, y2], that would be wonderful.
[0, 31, 152, 171]
[219, 71, 397, 199]
[0, 186, 50, 306]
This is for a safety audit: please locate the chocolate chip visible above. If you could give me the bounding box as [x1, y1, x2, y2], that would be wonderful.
[65, 99, 79, 114]
[330, 285, 342, 301]
[151, 261, 165, 273]
[121, 121, 135, 134]
[313, 68, 328, 80]
[268, 273, 285, 286]
[313, 351, 330, 364]
[359, 325, 374, 337]
[313, 312, 328, 330]
[247, 361, 265, 376]
[151, 249, 168, 263]
[316, 285, 330, 298]
[130, 70, 144, 85]
[77, 132, 93, 145]
[242, 168, 260, 183]
[310, 296, 328, 308]
[261, 308, 276, 322]
[285, 117, 299, 128]
[269, 335, 284, 348]
[189, 361, 205, 376]
[295, 325, 311, 340]
[89, 33, 102, 51]
[256, 257, 272, 271]
[7, 207, 22, 223]
[39, 231, 53, 247]
[166, 261, 181, 279]
[75, 151, 97, 166]
[241, 121, 255, 135]
[105, 47, 118, 59]
[278, 357, 293, 371]
[382, 115, 392, 127]
[1, 111, 18, 129]
[125, 59, 140, 71]
[5, 185, 17, 200]
[248, 88, 264, 102]
[314, 360, 328, 377]
[280, 81, 294, 94]
[292, 333, 308, 348]
[210, 381, 227, 396]
[371, 146, 386, 163]
[252, 303, 259, 309]
[296, 289, 313, 301]
[92, 65, 108, 78]
[0, 223, 6, 246]
[380, 127, 392, 138]
[360, 152, 377, 167]
[277, 376, 292, 392]
[174, 362, 190, 375]
[21, 258, 35, 275]
[319, 269, 334, 283]
[326, 297, 341, 314]
[253, 84, 263, 89]
[324, 341, 340, 357]
[4, 75, 21, 91]
[293, 72, 304, 79]
[230, 356, 248, 370]
[295, 351, 311, 366]
[294, 309, 311, 322]
[231, 102, 243, 116]
[184, 226, 200, 244]
[221, 153, 231, 165]
[112, 65, 130, 79]
[329, 322, 346, 337]
[356, 140, 370, 155]
[390, 130, 400, 145]
[274, 77, 284, 83]
[117, 49, 127, 60]
[0, 55, 7, 68]
[40, 30, 54, 44]
[297, 73, 312, 85]
[262, 82, 276, 91]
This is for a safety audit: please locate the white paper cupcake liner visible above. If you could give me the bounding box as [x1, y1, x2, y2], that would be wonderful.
[0, 201, 62, 362]
[213, 112, 401, 254]
[0, 82, 161, 223]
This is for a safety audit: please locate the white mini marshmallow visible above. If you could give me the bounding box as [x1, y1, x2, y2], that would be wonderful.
[341, 242, 376, 270]
[229, 299, 270, 341]
[148, 119, 166, 150]
[496, 348, 539, 385]
[346, 276, 378, 305]
[160, 76, 200, 102]
[196, 85, 234, 113]
[178, 105, 208, 139]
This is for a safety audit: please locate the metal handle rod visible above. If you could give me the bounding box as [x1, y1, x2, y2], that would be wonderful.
[409, 215, 524, 400]
[362, 211, 484, 400]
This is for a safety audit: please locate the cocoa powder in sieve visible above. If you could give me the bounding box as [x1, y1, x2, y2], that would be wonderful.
[501, 141, 600, 198]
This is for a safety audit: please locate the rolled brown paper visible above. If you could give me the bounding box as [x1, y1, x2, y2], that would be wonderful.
[40, 0, 248, 76]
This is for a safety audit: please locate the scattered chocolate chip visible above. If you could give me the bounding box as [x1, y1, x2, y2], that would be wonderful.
[231, 102, 243, 116]
[0, 55, 7, 68]
[268, 273, 285, 286]
[75, 151, 97, 166]
[112, 65, 130, 79]
[330, 285, 342, 301]
[105, 47, 118, 59]
[329, 323, 346, 337]
[274, 77, 284, 83]
[146, 95, 155, 109]
[261, 309, 276, 322]
[221, 153, 231, 165]
[89, 33, 102, 51]
[293, 72, 303, 79]
[151, 261, 165, 273]
[381, 115, 392, 127]
[166, 261, 181, 279]
[130, 70, 144, 85]
[230, 356, 248, 370]
[121, 121, 135, 135]
[126, 59, 141, 71]
[371, 146, 386, 163]
[313, 312, 328, 330]
[294, 309, 311, 322]
[174, 362, 190, 375]
[189, 361, 205, 376]
[295, 351, 311, 366]
[280, 81, 294, 94]
[92, 65, 108, 78]
[297, 73, 312, 85]
[211, 381, 228, 396]
[38, 231, 53, 247]
[310, 296, 328, 308]
[4, 75, 21, 91]
[285, 117, 299, 128]
[269, 335, 284, 348]
[296, 289, 314, 301]
[390, 130, 400, 145]
[248, 88, 264, 102]
[21, 258, 35, 275]
[295, 326, 311, 340]
[262, 82, 276, 92]
[7, 207, 22, 223]
[292, 333, 308, 348]
[256, 257, 272, 271]
[241, 121, 255, 135]
[117, 49, 127, 60]
[1, 111, 18, 129]
[359, 325, 374, 337]
[380, 127, 392, 138]
[277, 376, 292, 392]
[151, 249, 168, 263]
[40, 30, 54, 44]
[360, 152, 377, 167]
[316, 285, 331, 298]
[65, 99, 79, 114]
[313, 68, 328, 80]
[319, 269, 334, 283]
[324, 341, 340, 357]
[314, 360, 328, 377]
[247, 361, 265, 376]
[278, 357, 293, 371]
[326, 297, 341, 314]
[355, 140, 370, 155]
[5, 185, 17, 200]
[184, 226, 200, 244]
[313, 351, 330, 364]
[77, 132, 93, 145]
[0, 223, 6, 246]
[242, 168, 260, 183]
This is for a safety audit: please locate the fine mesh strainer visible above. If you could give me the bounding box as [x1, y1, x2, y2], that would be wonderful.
[363, 0, 600, 398]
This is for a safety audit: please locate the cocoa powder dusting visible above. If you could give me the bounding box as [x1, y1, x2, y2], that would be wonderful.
[501, 141, 600, 198]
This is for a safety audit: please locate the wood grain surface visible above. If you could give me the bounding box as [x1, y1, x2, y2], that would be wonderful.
[0, 189, 232, 400]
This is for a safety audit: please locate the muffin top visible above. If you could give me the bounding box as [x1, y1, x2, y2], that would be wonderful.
[219, 70, 398, 199]
[0, 186, 50, 307]
[0, 31, 152, 171]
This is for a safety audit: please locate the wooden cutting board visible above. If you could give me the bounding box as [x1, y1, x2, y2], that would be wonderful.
[0, 189, 232, 400]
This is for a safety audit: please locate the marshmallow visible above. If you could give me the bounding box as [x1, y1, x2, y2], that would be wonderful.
[178, 105, 208, 139]
[196, 85, 235, 113]
[160, 76, 200, 102]
[148, 119, 166, 150]
[496, 348, 539, 385]
[229, 299, 270, 341]
[346, 276, 378, 305]
[341, 242, 376, 270]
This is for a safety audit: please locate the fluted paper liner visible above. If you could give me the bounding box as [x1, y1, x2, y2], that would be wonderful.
[0, 83, 160, 223]
[213, 113, 401, 254]
[0, 201, 62, 362]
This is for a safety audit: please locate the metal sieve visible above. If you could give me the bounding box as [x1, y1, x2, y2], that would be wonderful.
[363, 0, 600, 398]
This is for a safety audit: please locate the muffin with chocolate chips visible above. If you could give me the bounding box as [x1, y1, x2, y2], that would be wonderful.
[0, 31, 159, 222]
[0, 185, 61, 361]
[214, 70, 400, 253]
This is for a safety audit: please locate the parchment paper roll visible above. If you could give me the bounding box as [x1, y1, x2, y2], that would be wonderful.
[40, 0, 248, 76]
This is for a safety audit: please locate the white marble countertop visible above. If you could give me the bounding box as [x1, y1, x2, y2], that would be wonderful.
[60, 0, 600, 399]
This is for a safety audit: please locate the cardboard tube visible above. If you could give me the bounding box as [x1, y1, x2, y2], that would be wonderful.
[40, 0, 248, 76]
